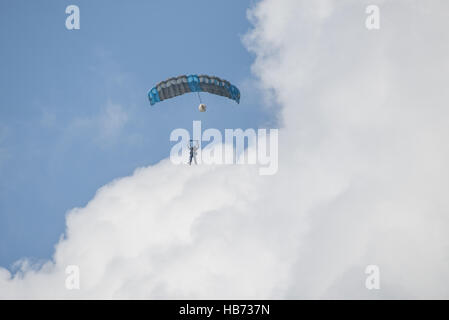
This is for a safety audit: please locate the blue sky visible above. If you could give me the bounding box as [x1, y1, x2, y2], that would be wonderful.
[0, 0, 273, 269]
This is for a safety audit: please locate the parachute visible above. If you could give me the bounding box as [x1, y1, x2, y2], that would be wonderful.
[148, 74, 240, 106]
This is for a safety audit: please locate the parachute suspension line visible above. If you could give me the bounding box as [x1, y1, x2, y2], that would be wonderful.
[196, 91, 203, 104]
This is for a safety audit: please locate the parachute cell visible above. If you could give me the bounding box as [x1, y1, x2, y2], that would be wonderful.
[148, 74, 240, 106]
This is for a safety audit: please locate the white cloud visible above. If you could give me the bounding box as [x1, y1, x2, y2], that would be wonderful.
[1, 0, 449, 299]
[67, 101, 129, 146]
[97, 102, 128, 139]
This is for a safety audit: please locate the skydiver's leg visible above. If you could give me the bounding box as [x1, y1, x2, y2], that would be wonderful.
[193, 155, 197, 165]
[189, 154, 193, 165]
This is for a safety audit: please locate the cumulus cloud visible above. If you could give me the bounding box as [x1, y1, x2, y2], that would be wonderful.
[1, 0, 449, 299]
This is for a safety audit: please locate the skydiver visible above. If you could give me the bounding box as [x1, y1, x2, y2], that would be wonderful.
[189, 142, 198, 165]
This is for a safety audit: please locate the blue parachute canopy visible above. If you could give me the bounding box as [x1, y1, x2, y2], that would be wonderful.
[148, 74, 240, 106]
